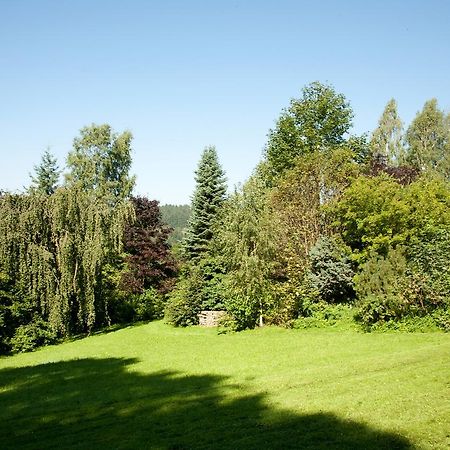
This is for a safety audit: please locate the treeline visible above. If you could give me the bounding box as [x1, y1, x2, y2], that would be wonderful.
[1, 82, 449, 353]
[166, 82, 450, 332]
[160, 204, 191, 245]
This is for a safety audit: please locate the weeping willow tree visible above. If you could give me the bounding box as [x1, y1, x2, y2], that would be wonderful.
[0, 187, 132, 336]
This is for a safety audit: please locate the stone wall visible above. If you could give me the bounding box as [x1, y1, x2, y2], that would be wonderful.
[198, 310, 226, 327]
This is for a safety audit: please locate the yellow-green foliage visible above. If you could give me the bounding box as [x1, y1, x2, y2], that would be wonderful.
[0, 188, 132, 337]
[329, 174, 450, 262]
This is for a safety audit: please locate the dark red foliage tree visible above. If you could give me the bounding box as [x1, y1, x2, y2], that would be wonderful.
[369, 153, 419, 186]
[122, 197, 177, 294]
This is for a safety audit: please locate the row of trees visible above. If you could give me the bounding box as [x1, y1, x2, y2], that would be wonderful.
[0, 125, 176, 353]
[166, 82, 450, 331]
[1, 82, 449, 353]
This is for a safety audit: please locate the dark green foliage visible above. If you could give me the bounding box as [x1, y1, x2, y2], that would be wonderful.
[165, 257, 226, 327]
[0, 272, 15, 353]
[168, 147, 227, 327]
[354, 247, 407, 301]
[355, 295, 405, 328]
[131, 288, 165, 321]
[307, 236, 355, 303]
[165, 268, 204, 326]
[10, 318, 58, 353]
[354, 238, 450, 329]
[183, 146, 226, 259]
[110, 288, 166, 324]
[264, 81, 353, 181]
[160, 204, 191, 245]
[29, 149, 60, 195]
[293, 302, 355, 330]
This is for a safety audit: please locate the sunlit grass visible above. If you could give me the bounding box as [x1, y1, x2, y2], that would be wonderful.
[0, 321, 449, 449]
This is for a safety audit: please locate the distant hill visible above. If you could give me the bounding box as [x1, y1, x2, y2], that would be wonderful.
[160, 204, 191, 245]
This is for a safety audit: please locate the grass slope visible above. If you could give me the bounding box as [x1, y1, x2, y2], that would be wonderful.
[0, 322, 449, 449]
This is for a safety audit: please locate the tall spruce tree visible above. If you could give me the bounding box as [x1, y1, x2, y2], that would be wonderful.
[370, 99, 405, 165]
[29, 149, 60, 195]
[183, 146, 226, 259]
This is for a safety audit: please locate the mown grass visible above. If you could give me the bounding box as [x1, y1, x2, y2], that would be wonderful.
[0, 321, 449, 449]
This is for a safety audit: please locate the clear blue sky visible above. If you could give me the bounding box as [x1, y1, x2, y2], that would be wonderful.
[1, 0, 449, 204]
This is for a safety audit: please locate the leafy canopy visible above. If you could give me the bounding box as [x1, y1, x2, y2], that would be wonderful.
[66, 124, 135, 201]
[264, 81, 353, 181]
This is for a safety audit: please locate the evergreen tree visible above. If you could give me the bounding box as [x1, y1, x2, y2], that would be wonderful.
[29, 149, 60, 195]
[183, 146, 226, 259]
[406, 99, 449, 174]
[370, 99, 405, 165]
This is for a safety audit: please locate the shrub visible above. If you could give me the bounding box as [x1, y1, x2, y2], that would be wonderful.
[10, 318, 58, 353]
[354, 295, 404, 328]
[164, 268, 204, 326]
[354, 247, 406, 300]
[293, 302, 355, 330]
[307, 236, 355, 303]
[131, 288, 165, 321]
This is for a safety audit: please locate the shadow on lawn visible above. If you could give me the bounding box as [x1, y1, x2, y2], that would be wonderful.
[0, 358, 413, 450]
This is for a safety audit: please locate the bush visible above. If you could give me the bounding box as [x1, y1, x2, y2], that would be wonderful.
[293, 302, 355, 330]
[164, 268, 204, 326]
[354, 242, 450, 329]
[356, 304, 450, 333]
[354, 247, 406, 300]
[354, 295, 403, 328]
[165, 257, 227, 327]
[10, 318, 58, 353]
[131, 288, 165, 321]
[307, 236, 355, 303]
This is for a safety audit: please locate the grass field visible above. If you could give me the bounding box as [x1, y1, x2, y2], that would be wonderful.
[0, 321, 449, 449]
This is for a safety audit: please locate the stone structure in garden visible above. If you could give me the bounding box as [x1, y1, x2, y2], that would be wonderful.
[198, 310, 226, 327]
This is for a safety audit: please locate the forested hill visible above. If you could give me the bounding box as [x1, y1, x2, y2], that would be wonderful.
[160, 204, 191, 244]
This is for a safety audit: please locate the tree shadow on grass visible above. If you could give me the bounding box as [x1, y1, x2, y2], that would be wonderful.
[0, 358, 414, 450]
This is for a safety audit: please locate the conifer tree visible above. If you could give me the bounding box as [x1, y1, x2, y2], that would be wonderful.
[370, 99, 405, 165]
[29, 149, 60, 195]
[183, 146, 226, 259]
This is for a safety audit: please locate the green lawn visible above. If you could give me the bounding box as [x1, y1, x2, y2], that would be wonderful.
[0, 322, 449, 449]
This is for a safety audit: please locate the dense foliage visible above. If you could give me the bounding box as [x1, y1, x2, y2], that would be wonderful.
[264, 82, 354, 182]
[122, 196, 177, 294]
[0, 124, 176, 353]
[0, 187, 132, 348]
[2, 82, 450, 352]
[29, 149, 61, 195]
